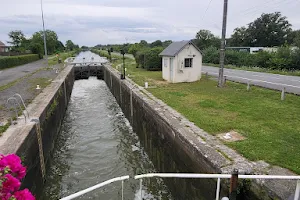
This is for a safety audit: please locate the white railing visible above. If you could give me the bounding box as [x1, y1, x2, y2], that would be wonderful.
[60, 175, 129, 200]
[59, 173, 300, 200]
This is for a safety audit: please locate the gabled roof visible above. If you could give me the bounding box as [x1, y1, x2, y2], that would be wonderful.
[0, 41, 5, 46]
[159, 40, 202, 57]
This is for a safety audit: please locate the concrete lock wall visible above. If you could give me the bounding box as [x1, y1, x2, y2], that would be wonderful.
[102, 64, 295, 200]
[0, 65, 74, 195]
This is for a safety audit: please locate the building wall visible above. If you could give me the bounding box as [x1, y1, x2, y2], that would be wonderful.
[162, 56, 172, 82]
[174, 44, 202, 83]
[162, 44, 202, 83]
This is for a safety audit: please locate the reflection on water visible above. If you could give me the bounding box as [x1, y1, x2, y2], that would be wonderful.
[40, 77, 172, 200]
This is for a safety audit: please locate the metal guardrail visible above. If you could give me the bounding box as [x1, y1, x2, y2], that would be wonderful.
[59, 173, 300, 200]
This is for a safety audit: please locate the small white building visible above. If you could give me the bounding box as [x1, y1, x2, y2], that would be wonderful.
[159, 40, 203, 83]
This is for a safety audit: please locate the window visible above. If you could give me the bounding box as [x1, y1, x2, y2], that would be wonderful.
[184, 58, 193, 68]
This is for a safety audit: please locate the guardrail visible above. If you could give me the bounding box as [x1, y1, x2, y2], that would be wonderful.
[59, 173, 300, 200]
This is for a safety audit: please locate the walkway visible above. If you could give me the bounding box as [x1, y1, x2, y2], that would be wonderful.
[0, 59, 47, 86]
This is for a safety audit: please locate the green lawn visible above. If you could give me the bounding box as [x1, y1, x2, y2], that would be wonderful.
[100, 50, 300, 174]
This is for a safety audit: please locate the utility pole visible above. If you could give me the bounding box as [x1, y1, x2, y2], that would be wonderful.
[40, 0, 48, 64]
[218, 0, 228, 87]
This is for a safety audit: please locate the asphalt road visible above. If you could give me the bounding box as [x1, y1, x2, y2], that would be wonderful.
[0, 60, 47, 86]
[202, 65, 300, 95]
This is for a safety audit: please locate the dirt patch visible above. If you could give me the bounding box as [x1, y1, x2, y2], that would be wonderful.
[217, 130, 246, 142]
[0, 64, 64, 125]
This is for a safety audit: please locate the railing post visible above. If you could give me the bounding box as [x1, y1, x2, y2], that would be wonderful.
[206, 72, 209, 79]
[216, 178, 221, 200]
[294, 180, 300, 200]
[223, 76, 227, 85]
[247, 81, 251, 91]
[121, 180, 124, 200]
[281, 87, 286, 101]
[229, 169, 238, 200]
[140, 179, 143, 200]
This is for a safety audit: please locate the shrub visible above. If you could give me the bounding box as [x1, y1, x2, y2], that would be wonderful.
[135, 47, 164, 71]
[0, 54, 40, 70]
[202, 46, 219, 64]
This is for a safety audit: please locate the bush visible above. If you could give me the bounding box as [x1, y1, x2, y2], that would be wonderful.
[203, 46, 219, 64]
[0, 54, 40, 70]
[135, 47, 164, 71]
[203, 46, 300, 71]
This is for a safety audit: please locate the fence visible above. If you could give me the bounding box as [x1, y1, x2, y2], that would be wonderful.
[59, 173, 300, 200]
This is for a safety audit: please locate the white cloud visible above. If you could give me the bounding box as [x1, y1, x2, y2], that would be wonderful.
[1, 0, 300, 46]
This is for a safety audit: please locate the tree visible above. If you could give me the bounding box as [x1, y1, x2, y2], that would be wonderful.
[246, 12, 292, 47]
[140, 40, 148, 46]
[66, 40, 76, 51]
[292, 30, 300, 48]
[29, 43, 43, 58]
[8, 30, 26, 52]
[31, 30, 59, 54]
[56, 41, 65, 52]
[150, 40, 163, 47]
[229, 27, 249, 47]
[194, 29, 220, 49]
[162, 40, 172, 47]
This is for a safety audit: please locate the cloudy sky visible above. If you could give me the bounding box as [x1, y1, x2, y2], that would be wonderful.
[1, 0, 300, 46]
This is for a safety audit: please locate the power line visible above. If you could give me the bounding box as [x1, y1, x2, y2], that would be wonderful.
[202, 0, 214, 21]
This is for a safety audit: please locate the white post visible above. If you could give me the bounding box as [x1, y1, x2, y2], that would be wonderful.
[294, 180, 300, 200]
[281, 87, 286, 101]
[140, 179, 143, 200]
[121, 180, 124, 200]
[216, 178, 221, 200]
[247, 81, 250, 91]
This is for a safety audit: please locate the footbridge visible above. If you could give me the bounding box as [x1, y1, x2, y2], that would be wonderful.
[65, 52, 108, 80]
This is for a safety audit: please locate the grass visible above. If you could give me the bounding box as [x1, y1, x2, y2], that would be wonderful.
[48, 51, 75, 66]
[28, 78, 51, 92]
[0, 123, 10, 136]
[106, 52, 300, 174]
[204, 63, 300, 76]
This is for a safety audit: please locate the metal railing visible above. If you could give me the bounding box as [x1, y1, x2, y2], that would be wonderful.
[59, 173, 300, 200]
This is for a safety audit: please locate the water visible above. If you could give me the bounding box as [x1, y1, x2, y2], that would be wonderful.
[41, 77, 172, 200]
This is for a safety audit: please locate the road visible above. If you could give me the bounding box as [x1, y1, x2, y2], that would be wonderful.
[202, 65, 300, 95]
[0, 60, 47, 86]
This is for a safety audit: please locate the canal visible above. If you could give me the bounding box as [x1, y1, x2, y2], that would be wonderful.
[40, 77, 173, 199]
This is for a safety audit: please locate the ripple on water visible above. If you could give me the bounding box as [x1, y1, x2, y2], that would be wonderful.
[40, 75, 172, 200]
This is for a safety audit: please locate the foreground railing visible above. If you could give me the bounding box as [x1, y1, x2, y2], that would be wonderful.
[59, 173, 300, 200]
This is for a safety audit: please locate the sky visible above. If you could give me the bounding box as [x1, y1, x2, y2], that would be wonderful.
[1, 0, 300, 46]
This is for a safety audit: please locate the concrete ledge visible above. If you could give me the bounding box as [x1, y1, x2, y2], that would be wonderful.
[0, 65, 74, 194]
[103, 63, 297, 200]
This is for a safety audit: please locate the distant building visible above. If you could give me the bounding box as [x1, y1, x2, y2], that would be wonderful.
[226, 47, 277, 54]
[0, 41, 10, 53]
[159, 40, 203, 83]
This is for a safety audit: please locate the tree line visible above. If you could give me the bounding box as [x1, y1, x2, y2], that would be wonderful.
[7, 30, 80, 57]
[94, 12, 300, 71]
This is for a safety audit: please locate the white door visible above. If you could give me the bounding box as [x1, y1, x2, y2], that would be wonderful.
[169, 58, 173, 82]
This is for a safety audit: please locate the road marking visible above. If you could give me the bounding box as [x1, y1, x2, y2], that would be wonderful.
[203, 67, 300, 83]
[204, 71, 300, 89]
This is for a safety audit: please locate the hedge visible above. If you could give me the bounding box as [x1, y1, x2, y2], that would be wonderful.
[135, 47, 164, 71]
[203, 46, 300, 70]
[0, 54, 40, 70]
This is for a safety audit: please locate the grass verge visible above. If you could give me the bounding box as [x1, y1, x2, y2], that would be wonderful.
[104, 51, 300, 174]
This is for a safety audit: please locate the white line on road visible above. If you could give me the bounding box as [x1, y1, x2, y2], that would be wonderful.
[204, 71, 300, 89]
